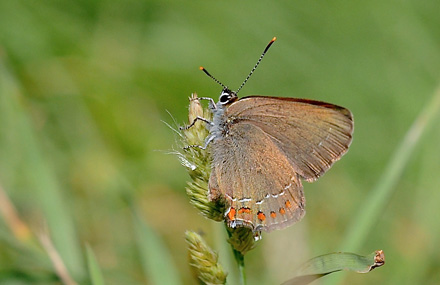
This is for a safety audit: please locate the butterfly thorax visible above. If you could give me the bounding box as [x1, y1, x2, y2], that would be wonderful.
[209, 88, 238, 140]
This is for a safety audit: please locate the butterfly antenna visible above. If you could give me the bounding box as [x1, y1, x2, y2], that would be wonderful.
[236, 37, 277, 94]
[200, 66, 227, 89]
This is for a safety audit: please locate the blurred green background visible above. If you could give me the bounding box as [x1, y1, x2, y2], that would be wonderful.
[1, 0, 440, 284]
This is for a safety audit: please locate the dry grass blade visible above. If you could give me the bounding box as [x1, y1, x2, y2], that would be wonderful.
[38, 231, 78, 285]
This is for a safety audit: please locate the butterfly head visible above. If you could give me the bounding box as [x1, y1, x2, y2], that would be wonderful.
[218, 88, 238, 106]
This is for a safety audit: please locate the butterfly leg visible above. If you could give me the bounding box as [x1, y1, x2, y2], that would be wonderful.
[179, 116, 213, 131]
[183, 134, 215, 151]
[190, 96, 217, 110]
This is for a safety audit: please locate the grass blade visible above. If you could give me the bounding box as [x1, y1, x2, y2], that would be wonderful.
[283, 250, 385, 285]
[325, 85, 440, 285]
[86, 245, 105, 285]
[132, 210, 180, 285]
[0, 60, 84, 277]
[342, 84, 440, 252]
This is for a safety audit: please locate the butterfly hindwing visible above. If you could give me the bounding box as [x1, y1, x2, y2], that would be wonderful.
[209, 120, 305, 232]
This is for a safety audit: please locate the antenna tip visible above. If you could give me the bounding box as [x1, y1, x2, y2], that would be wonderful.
[199, 66, 204, 70]
[271, 37, 277, 42]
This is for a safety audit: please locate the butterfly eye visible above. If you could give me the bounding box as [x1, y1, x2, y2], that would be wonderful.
[219, 92, 232, 104]
[219, 89, 238, 105]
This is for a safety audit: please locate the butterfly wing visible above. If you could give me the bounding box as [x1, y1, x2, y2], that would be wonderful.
[225, 96, 354, 182]
[208, 121, 305, 232]
[208, 96, 353, 232]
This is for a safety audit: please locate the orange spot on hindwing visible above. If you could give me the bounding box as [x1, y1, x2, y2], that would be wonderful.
[279, 207, 286, 215]
[270, 211, 277, 218]
[285, 200, 292, 208]
[228, 207, 236, 221]
[257, 211, 266, 221]
[238, 207, 251, 214]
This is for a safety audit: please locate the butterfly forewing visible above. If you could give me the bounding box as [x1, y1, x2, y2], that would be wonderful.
[225, 96, 354, 182]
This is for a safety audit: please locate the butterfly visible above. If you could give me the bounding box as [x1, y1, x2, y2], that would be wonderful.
[185, 37, 353, 232]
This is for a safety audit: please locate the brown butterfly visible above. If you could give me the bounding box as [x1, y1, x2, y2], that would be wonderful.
[185, 37, 353, 232]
